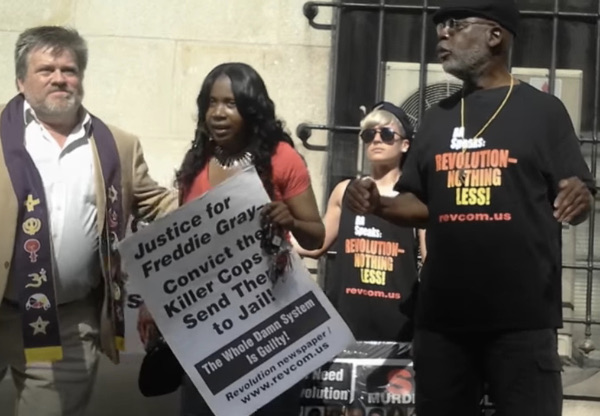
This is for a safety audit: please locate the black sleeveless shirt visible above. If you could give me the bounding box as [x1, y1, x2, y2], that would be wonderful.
[327, 189, 419, 341]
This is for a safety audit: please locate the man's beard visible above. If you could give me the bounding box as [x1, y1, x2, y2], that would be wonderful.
[28, 88, 83, 119]
[442, 45, 490, 82]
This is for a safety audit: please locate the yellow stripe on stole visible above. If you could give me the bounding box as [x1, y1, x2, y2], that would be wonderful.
[116, 336, 125, 351]
[24, 346, 63, 363]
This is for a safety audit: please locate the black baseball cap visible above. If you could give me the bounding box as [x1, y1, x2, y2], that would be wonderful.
[433, 0, 520, 37]
[370, 101, 414, 141]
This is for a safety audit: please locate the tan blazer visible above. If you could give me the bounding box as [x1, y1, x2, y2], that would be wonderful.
[0, 107, 178, 363]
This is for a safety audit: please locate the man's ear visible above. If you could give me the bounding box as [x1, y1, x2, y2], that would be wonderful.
[488, 27, 503, 48]
[16, 78, 25, 93]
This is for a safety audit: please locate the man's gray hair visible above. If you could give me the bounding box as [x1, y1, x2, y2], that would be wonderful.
[15, 26, 88, 80]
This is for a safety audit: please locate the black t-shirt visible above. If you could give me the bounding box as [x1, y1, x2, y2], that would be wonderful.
[396, 82, 595, 332]
[328, 188, 419, 341]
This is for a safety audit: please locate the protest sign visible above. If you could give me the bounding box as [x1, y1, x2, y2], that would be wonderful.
[299, 342, 415, 416]
[299, 342, 496, 416]
[118, 167, 354, 415]
[123, 284, 145, 354]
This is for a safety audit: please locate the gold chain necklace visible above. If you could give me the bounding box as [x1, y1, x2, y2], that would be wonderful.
[458, 76, 514, 183]
[460, 76, 514, 139]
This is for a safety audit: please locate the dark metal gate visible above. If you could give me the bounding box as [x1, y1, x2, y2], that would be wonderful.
[298, 0, 600, 369]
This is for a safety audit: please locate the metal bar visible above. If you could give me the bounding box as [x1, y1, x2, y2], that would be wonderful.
[301, 0, 600, 338]
[296, 123, 360, 151]
[563, 394, 600, 403]
[417, 0, 429, 127]
[319, 5, 344, 289]
[594, 1, 600, 144]
[519, 10, 600, 19]
[297, 123, 360, 135]
[302, 129, 598, 145]
[563, 265, 600, 271]
[303, 2, 334, 30]
[584, 0, 600, 344]
[299, 130, 598, 145]
[580, 0, 600, 347]
[548, 0, 559, 96]
[356, 131, 365, 176]
[375, 0, 386, 101]
[564, 318, 600, 326]
[298, 129, 599, 150]
[303, 1, 600, 20]
[298, 140, 327, 152]
[305, 1, 434, 13]
[324, 5, 343, 174]
[318, 262, 600, 275]
[585, 2, 600, 338]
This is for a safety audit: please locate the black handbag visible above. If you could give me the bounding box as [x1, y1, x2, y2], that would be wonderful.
[138, 333, 184, 397]
[133, 219, 184, 397]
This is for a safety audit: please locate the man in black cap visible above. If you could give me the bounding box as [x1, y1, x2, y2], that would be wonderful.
[344, 0, 595, 415]
[294, 101, 423, 343]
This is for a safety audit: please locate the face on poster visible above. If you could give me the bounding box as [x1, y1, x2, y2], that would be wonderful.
[118, 167, 354, 415]
[354, 362, 415, 407]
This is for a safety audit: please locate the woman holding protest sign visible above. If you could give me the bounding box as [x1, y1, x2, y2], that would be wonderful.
[293, 102, 424, 343]
[138, 62, 324, 416]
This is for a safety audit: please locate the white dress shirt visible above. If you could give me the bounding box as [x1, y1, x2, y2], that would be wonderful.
[5, 102, 101, 304]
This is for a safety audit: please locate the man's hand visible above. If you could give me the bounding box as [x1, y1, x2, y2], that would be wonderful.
[345, 177, 381, 215]
[554, 177, 593, 224]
